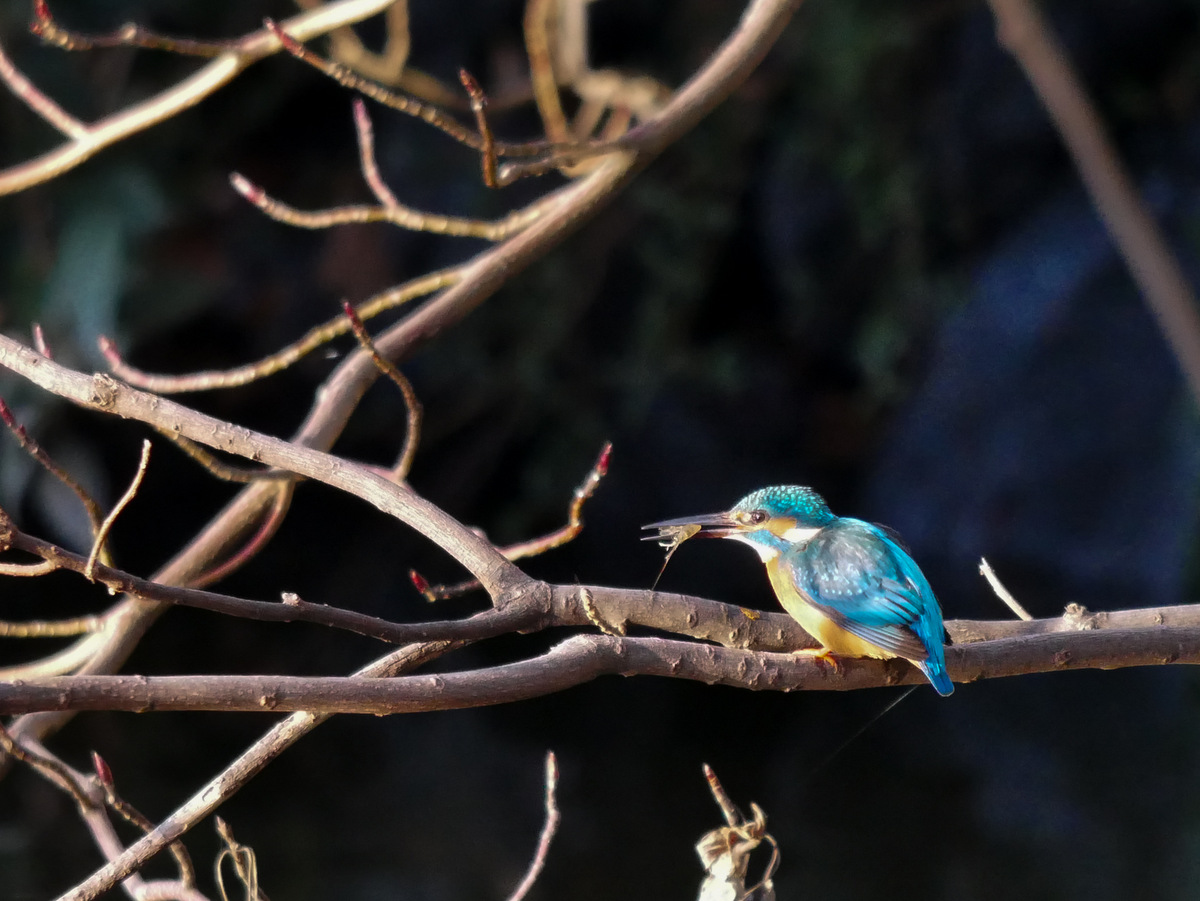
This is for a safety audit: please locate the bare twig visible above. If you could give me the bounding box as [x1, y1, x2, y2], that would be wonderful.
[154, 429, 299, 485]
[0, 397, 107, 548]
[92, 751, 198, 889]
[352, 97, 399, 206]
[31, 323, 52, 358]
[979, 557, 1033, 621]
[506, 752, 561, 901]
[265, 18, 486, 151]
[0, 615, 100, 637]
[459, 69, 499, 188]
[214, 817, 264, 901]
[421, 442, 612, 599]
[524, 0, 571, 146]
[292, 0, 462, 108]
[0, 558, 57, 577]
[0, 36, 85, 137]
[1, 526, 539, 650]
[341, 302, 423, 481]
[98, 268, 462, 393]
[85, 439, 151, 581]
[0, 336, 519, 594]
[228, 170, 547, 240]
[190, 486, 294, 589]
[0, 724, 201, 900]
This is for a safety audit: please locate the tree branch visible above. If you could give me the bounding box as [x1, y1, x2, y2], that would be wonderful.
[1, 624, 1197, 718]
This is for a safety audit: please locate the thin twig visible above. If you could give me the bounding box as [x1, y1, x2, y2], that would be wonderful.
[32, 1, 231, 57]
[1, 528, 538, 650]
[214, 817, 264, 901]
[0, 722, 94, 812]
[422, 443, 611, 599]
[98, 267, 462, 392]
[57, 639, 463, 901]
[459, 69, 498, 188]
[979, 557, 1033, 621]
[155, 428, 299, 484]
[85, 439, 151, 581]
[31, 323, 52, 358]
[524, 0, 572, 146]
[341, 302, 423, 480]
[229, 171, 546, 239]
[0, 36, 85, 137]
[0, 559, 57, 577]
[506, 752, 561, 901]
[266, 18, 485, 151]
[92, 752, 197, 889]
[0, 616, 101, 637]
[191, 485, 294, 588]
[352, 97, 399, 207]
[0, 397, 107, 548]
[293, 0, 463, 107]
[703, 764, 740, 826]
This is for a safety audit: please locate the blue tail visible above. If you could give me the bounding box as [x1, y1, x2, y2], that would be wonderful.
[918, 659, 954, 696]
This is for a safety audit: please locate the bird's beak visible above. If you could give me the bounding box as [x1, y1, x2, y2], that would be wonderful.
[640, 511, 740, 540]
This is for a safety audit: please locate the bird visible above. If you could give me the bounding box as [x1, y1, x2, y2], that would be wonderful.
[643, 485, 954, 696]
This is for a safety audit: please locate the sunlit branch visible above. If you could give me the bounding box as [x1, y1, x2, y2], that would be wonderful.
[4, 622, 1200, 717]
[0, 0, 398, 195]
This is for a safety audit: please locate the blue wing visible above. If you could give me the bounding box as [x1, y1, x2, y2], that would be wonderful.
[784, 518, 951, 690]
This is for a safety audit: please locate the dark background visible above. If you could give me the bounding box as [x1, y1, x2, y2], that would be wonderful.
[2, 1, 1200, 898]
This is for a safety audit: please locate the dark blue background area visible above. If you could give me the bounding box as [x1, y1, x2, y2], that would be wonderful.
[2, 1, 1200, 899]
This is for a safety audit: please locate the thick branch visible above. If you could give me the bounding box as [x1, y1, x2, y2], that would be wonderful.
[1, 626, 1197, 716]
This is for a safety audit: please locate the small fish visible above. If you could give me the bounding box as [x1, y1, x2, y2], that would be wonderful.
[642, 521, 702, 590]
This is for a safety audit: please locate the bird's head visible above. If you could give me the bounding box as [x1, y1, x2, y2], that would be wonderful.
[643, 485, 835, 562]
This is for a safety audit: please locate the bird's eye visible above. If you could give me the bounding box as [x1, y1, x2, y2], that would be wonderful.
[748, 510, 768, 525]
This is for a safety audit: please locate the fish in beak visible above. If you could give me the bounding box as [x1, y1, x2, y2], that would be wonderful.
[641, 512, 742, 544]
[641, 511, 740, 589]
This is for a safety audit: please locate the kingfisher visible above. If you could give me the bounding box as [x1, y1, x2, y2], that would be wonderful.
[643, 486, 954, 696]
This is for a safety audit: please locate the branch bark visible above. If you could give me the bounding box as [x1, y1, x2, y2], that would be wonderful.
[2, 625, 1198, 717]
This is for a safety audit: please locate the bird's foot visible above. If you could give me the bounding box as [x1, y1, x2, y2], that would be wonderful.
[791, 647, 842, 673]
